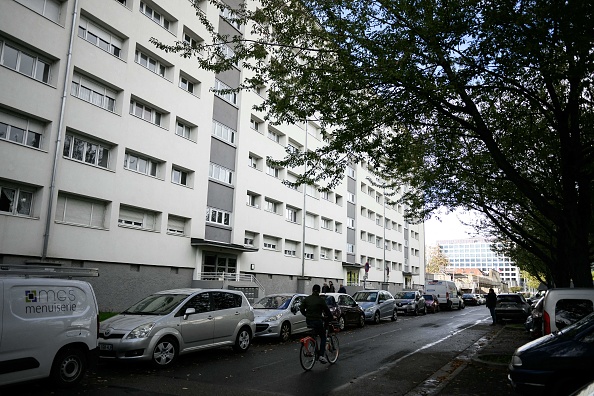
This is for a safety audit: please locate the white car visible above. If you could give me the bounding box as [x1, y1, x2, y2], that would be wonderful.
[253, 293, 308, 342]
[475, 294, 486, 305]
[99, 289, 255, 367]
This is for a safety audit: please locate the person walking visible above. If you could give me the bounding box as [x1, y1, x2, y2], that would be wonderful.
[486, 288, 497, 325]
[300, 284, 333, 363]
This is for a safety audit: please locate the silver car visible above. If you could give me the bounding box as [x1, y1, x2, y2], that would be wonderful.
[253, 293, 308, 342]
[352, 289, 398, 324]
[98, 288, 255, 367]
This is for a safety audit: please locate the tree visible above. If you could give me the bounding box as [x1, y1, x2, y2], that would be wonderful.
[152, 0, 594, 287]
[426, 245, 450, 275]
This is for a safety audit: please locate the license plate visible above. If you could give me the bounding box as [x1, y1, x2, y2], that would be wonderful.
[99, 343, 113, 351]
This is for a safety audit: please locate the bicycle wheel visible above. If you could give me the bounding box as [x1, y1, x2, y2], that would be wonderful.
[300, 339, 316, 371]
[326, 334, 339, 364]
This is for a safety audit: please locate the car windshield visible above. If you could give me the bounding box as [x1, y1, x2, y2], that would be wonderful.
[253, 295, 291, 309]
[122, 294, 188, 315]
[423, 295, 433, 301]
[352, 291, 378, 302]
[557, 312, 594, 338]
[395, 292, 416, 299]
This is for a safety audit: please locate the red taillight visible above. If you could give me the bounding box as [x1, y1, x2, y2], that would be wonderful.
[543, 310, 551, 335]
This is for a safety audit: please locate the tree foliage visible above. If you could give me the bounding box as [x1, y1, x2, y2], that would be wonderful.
[426, 245, 450, 274]
[152, 0, 594, 287]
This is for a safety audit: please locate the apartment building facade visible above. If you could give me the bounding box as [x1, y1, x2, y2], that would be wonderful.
[0, 0, 425, 311]
[437, 238, 521, 287]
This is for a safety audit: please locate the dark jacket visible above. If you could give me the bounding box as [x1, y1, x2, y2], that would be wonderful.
[300, 293, 332, 321]
[328, 284, 336, 293]
[486, 292, 497, 308]
[338, 286, 347, 293]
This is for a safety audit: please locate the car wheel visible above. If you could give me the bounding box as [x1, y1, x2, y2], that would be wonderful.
[152, 336, 178, 367]
[279, 322, 291, 342]
[357, 314, 365, 328]
[373, 311, 381, 324]
[50, 347, 87, 387]
[422, 305, 427, 315]
[391, 309, 397, 321]
[233, 326, 252, 352]
[338, 316, 345, 331]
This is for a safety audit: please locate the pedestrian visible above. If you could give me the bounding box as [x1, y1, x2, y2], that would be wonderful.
[338, 284, 346, 293]
[328, 281, 336, 293]
[322, 282, 330, 293]
[486, 288, 497, 325]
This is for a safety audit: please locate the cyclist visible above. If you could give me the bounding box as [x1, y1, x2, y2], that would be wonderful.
[300, 284, 333, 364]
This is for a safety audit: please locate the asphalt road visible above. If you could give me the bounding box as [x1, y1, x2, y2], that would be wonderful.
[3, 306, 497, 396]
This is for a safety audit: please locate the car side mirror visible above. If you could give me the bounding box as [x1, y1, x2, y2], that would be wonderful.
[184, 307, 196, 319]
[291, 306, 298, 314]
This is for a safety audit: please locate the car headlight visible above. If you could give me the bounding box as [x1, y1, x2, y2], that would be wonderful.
[264, 313, 283, 322]
[365, 307, 374, 312]
[126, 323, 156, 339]
[510, 355, 522, 367]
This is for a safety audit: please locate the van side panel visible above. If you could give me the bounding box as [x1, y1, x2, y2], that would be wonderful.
[0, 279, 98, 386]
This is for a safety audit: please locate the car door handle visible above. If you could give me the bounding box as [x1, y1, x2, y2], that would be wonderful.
[208, 316, 214, 320]
[235, 312, 240, 315]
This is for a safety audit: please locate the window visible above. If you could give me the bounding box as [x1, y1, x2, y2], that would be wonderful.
[0, 39, 51, 83]
[335, 222, 342, 233]
[206, 207, 231, 226]
[184, 32, 200, 48]
[347, 192, 355, 203]
[347, 217, 355, 228]
[250, 118, 261, 131]
[15, 0, 62, 23]
[124, 151, 158, 177]
[305, 212, 315, 228]
[368, 233, 374, 243]
[219, 7, 241, 30]
[306, 184, 317, 197]
[176, 120, 193, 140]
[246, 192, 259, 208]
[334, 250, 342, 261]
[140, 1, 171, 30]
[219, 44, 237, 66]
[266, 165, 279, 178]
[286, 206, 298, 223]
[284, 240, 297, 257]
[129, 99, 162, 126]
[78, 17, 122, 57]
[264, 198, 278, 213]
[118, 205, 157, 230]
[209, 163, 233, 184]
[179, 75, 197, 94]
[0, 184, 33, 216]
[376, 237, 382, 248]
[71, 73, 116, 112]
[248, 154, 259, 169]
[263, 235, 278, 250]
[335, 194, 343, 205]
[347, 166, 355, 178]
[304, 245, 314, 260]
[167, 215, 187, 235]
[321, 217, 331, 229]
[0, 110, 43, 149]
[63, 133, 110, 169]
[211, 120, 236, 144]
[347, 243, 355, 254]
[321, 190, 330, 201]
[267, 129, 280, 143]
[376, 214, 382, 225]
[214, 79, 237, 105]
[320, 247, 329, 259]
[55, 193, 107, 228]
[135, 49, 166, 77]
[171, 167, 189, 186]
[244, 231, 255, 246]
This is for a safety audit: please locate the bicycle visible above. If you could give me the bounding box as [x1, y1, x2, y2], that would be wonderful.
[299, 321, 340, 370]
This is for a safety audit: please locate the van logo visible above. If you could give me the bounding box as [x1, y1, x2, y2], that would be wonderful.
[104, 328, 112, 336]
[25, 290, 37, 303]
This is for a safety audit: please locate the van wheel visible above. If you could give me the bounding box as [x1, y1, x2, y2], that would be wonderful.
[233, 327, 252, 352]
[50, 347, 87, 387]
[279, 322, 291, 342]
[152, 336, 178, 367]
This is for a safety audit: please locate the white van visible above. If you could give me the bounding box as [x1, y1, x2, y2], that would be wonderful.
[0, 266, 99, 388]
[538, 288, 594, 335]
[425, 280, 464, 310]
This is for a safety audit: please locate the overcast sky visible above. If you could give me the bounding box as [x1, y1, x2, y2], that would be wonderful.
[423, 209, 479, 246]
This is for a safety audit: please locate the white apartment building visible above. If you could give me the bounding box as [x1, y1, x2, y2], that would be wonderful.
[0, 0, 425, 311]
[438, 238, 521, 287]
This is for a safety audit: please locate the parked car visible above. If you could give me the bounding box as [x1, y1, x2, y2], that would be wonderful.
[462, 293, 479, 306]
[495, 293, 532, 323]
[509, 312, 594, 395]
[322, 293, 365, 329]
[423, 294, 440, 313]
[538, 288, 594, 335]
[253, 293, 308, 342]
[475, 294, 486, 305]
[99, 288, 255, 367]
[352, 290, 397, 323]
[394, 290, 426, 316]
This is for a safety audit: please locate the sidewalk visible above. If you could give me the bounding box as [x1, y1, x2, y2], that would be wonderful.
[435, 324, 530, 396]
